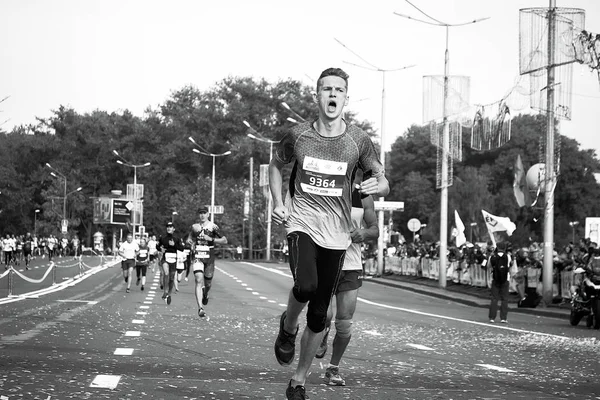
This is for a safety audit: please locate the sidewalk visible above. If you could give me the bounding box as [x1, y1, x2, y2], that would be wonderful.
[366, 272, 572, 320]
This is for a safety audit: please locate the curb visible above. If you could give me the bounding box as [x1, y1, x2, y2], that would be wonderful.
[365, 277, 570, 320]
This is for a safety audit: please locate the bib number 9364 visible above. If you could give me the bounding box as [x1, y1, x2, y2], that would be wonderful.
[308, 177, 336, 188]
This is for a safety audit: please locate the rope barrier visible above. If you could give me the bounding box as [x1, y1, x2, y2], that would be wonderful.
[8, 262, 56, 284]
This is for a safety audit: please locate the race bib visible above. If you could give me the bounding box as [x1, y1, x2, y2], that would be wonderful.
[195, 245, 210, 259]
[139, 249, 148, 258]
[300, 156, 347, 197]
[193, 260, 205, 273]
[165, 252, 177, 263]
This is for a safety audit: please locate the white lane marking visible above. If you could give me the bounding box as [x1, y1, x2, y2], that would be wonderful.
[136, 312, 147, 316]
[114, 348, 134, 355]
[132, 319, 145, 324]
[363, 330, 383, 336]
[268, 300, 276, 303]
[260, 296, 267, 300]
[246, 288, 253, 291]
[407, 343, 435, 351]
[148, 290, 156, 294]
[90, 374, 121, 389]
[279, 303, 286, 307]
[252, 292, 259, 295]
[57, 300, 98, 305]
[241, 283, 247, 287]
[239, 261, 572, 341]
[357, 298, 572, 340]
[125, 331, 140, 337]
[476, 364, 516, 373]
[139, 306, 149, 309]
[143, 301, 152, 304]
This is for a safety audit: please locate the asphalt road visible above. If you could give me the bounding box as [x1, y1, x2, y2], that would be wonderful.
[1, 257, 599, 400]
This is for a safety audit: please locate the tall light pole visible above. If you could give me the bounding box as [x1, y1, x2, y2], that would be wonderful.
[335, 37, 415, 276]
[113, 150, 151, 236]
[243, 120, 279, 261]
[172, 211, 178, 223]
[189, 137, 232, 223]
[46, 163, 82, 233]
[469, 222, 477, 243]
[34, 209, 41, 235]
[569, 221, 579, 244]
[394, 4, 488, 288]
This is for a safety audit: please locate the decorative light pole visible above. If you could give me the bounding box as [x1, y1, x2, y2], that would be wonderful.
[46, 163, 82, 233]
[172, 211, 178, 223]
[569, 221, 579, 244]
[243, 120, 279, 261]
[113, 150, 150, 235]
[188, 137, 232, 222]
[34, 209, 41, 235]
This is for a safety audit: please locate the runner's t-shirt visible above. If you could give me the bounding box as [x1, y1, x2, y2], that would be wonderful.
[275, 120, 384, 250]
[192, 221, 223, 261]
[343, 189, 365, 271]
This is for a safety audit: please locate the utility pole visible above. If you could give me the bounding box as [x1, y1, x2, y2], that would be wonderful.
[249, 157, 254, 260]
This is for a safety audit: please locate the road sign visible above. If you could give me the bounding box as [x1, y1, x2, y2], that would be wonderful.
[209, 205, 224, 214]
[374, 201, 404, 211]
[407, 218, 421, 232]
[111, 199, 132, 224]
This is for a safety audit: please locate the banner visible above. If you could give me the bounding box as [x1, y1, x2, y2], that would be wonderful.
[481, 209, 516, 246]
[513, 154, 530, 207]
[93, 198, 112, 224]
[455, 210, 467, 247]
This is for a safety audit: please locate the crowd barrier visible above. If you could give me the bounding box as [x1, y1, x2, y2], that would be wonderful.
[384, 256, 575, 300]
[0, 254, 114, 298]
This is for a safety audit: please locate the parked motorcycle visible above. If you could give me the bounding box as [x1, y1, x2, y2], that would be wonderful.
[569, 267, 600, 329]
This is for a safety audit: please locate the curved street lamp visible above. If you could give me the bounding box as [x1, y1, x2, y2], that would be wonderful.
[113, 150, 151, 235]
[243, 120, 279, 261]
[189, 137, 232, 222]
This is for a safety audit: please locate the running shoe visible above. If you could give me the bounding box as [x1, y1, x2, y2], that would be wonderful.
[285, 380, 308, 400]
[315, 326, 330, 359]
[126, 288, 130, 293]
[125, 277, 128, 283]
[141, 285, 144, 291]
[274, 311, 298, 366]
[162, 293, 167, 300]
[166, 295, 172, 305]
[324, 366, 345, 386]
[136, 278, 140, 286]
[198, 308, 206, 318]
[185, 277, 188, 282]
[160, 284, 164, 290]
[501, 320, 507, 324]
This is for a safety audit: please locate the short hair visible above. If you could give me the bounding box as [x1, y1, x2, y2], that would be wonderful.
[317, 68, 349, 92]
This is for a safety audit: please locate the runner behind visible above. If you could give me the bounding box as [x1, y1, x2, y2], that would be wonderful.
[174, 237, 187, 292]
[118, 232, 139, 293]
[136, 237, 150, 291]
[23, 233, 34, 270]
[157, 222, 184, 305]
[190, 206, 228, 318]
[316, 175, 379, 386]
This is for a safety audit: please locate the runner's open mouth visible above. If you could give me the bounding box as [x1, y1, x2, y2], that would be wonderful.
[327, 101, 337, 112]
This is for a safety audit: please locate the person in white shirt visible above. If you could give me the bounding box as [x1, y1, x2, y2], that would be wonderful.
[118, 232, 140, 293]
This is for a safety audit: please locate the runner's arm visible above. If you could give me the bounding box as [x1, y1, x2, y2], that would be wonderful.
[269, 157, 287, 225]
[350, 196, 379, 244]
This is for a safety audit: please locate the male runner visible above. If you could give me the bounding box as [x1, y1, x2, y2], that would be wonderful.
[135, 237, 150, 291]
[189, 205, 227, 318]
[157, 222, 184, 305]
[315, 175, 378, 386]
[270, 67, 389, 400]
[118, 232, 139, 293]
[23, 233, 34, 270]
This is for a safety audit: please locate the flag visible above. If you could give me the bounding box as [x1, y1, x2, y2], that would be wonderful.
[454, 210, 467, 247]
[513, 154, 530, 207]
[481, 209, 517, 246]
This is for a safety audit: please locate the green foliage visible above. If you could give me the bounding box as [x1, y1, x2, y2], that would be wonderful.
[387, 114, 600, 247]
[1, 78, 598, 252]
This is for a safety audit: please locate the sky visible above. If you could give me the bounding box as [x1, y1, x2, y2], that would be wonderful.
[1, 0, 599, 158]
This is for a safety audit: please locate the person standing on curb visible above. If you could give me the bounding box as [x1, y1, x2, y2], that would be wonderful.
[270, 67, 389, 400]
[488, 241, 511, 323]
[118, 232, 139, 293]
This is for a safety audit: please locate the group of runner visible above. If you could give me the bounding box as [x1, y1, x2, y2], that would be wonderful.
[118, 205, 227, 319]
[1, 233, 82, 269]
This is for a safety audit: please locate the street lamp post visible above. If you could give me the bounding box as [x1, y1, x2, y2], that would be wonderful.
[113, 150, 151, 236]
[34, 209, 41, 235]
[188, 137, 232, 223]
[469, 222, 477, 243]
[172, 211, 178, 223]
[569, 221, 579, 244]
[243, 120, 279, 261]
[46, 163, 82, 233]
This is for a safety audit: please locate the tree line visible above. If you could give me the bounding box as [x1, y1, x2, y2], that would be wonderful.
[0, 76, 598, 250]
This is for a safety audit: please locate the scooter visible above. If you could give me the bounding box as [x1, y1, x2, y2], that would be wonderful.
[569, 267, 600, 329]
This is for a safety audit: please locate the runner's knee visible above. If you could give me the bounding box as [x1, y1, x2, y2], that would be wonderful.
[334, 318, 352, 339]
[306, 309, 328, 333]
[292, 282, 317, 303]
